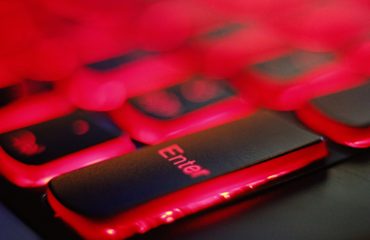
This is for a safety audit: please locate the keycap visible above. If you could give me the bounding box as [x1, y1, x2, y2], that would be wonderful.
[0, 96, 134, 187]
[64, 51, 196, 111]
[35, 0, 140, 63]
[47, 111, 327, 239]
[111, 76, 256, 144]
[297, 81, 370, 148]
[191, 23, 286, 77]
[266, 0, 370, 48]
[245, 48, 364, 110]
[135, 0, 222, 51]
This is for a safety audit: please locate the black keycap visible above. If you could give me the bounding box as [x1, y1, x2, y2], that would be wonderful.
[128, 77, 236, 120]
[0, 110, 122, 165]
[311, 82, 370, 128]
[253, 50, 334, 81]
[49, 111, 325, 219]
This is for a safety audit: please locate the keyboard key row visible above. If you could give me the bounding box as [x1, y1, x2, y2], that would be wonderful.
[0, 78, 368, 188]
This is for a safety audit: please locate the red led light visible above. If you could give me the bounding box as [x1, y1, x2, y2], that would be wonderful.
[47, 141, 327, 239]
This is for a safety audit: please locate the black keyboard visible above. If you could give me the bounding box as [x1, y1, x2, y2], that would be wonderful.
[0, 0, 369, 239]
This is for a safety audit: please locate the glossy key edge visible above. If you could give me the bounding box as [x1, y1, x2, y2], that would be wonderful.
[0, 95, 135, 187]
[0, 135, 134, 188]
[47, 140, 327, 239]
[297, 104, 370, 148]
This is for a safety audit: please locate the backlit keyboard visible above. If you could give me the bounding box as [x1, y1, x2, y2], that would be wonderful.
[0, 0, 369, 239]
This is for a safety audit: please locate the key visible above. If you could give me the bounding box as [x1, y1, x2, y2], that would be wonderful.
[111, 76, 256, 144]
[191, 23, 286, 78]
[35, 0, 141, 63]
[47, 111, 327, 239]
[64, 51, 196, 111]
[297, 81, 370, 148]
[245, 48, 365, 110]
[135, 0, 222, 51]
[266, 0, 370, 48]
[0, 96, 134, 187]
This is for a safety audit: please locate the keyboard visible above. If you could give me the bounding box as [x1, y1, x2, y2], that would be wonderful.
[0, 0, 369, 239]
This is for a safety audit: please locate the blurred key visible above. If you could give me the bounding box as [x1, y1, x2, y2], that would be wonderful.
[34, 0, 140, 63]
[266, 0, 370, 49]
[64, 51, 196, 111]
[297, 81, 370, 148]
[47, 111, 327, 239]
[192, 23, 286, 77]
[245, 48, 365, 110]
[112, 76, 255, 144]
[0, 108, 134, 187]
[135, 0, 222, 51]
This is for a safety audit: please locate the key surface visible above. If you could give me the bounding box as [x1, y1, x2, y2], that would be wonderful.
[252, 50, 334, 81]
[311, 82, 370, 128]
[49, 111, 323, 218]
[128, 78, 236, 120]
[0, 110, 122, 165]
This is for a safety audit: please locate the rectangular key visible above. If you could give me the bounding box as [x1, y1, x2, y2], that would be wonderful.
[297, 81, 370, 148]
[0, 103, 135, 187]
[245, 47, 365, 110]
[47, 111, 327, 239]
[112, 76, 255, 144]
